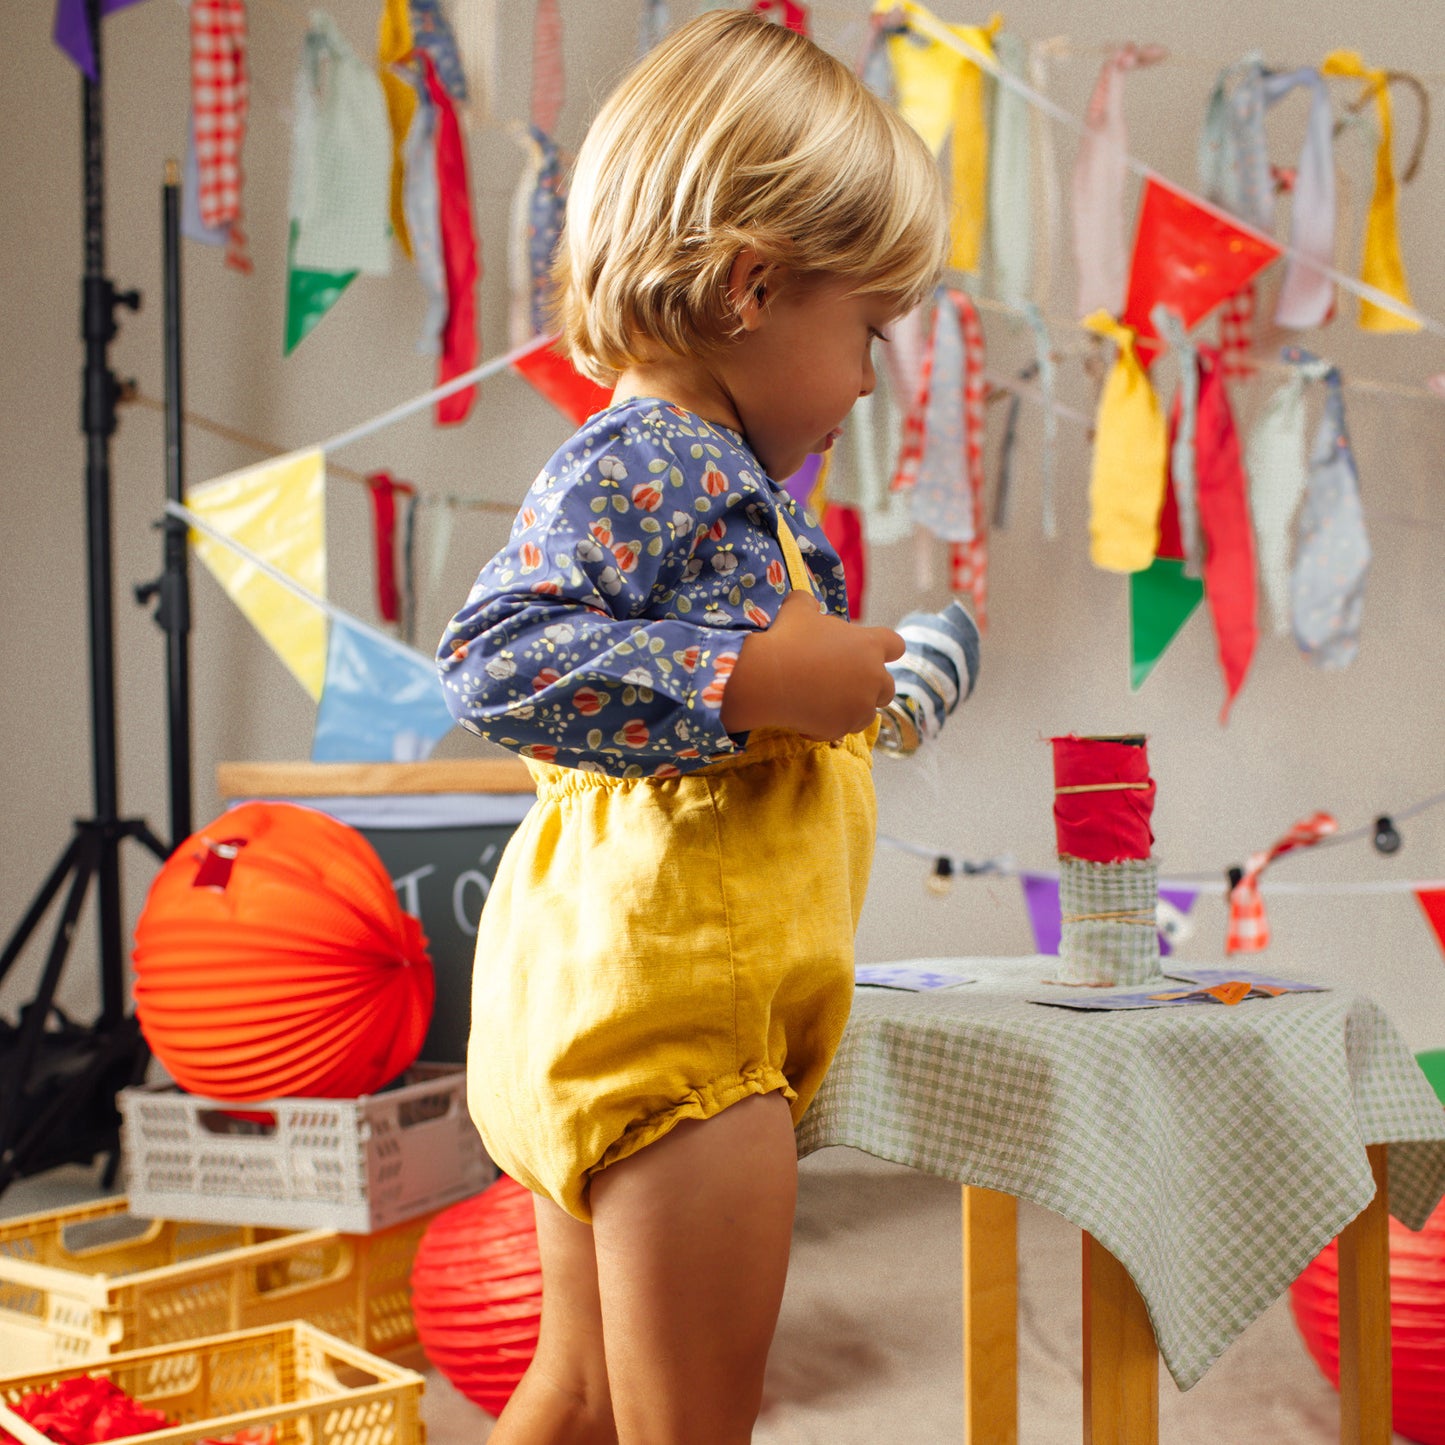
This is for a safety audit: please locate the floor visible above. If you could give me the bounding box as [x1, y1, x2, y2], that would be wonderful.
[0, 1149, 1403, 1444]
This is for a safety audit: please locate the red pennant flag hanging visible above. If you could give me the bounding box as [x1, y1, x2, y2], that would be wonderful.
[423, 51, 480, 426]
[752, 0, 809, 35]
[1122, 178, 1282, 359]
[1416, 888, 1445, 956]
[511, 339, 614, 425]
[823, 502, 867, 619]
[1193, 347, 1258, 722]
[365, 471, 414, 624]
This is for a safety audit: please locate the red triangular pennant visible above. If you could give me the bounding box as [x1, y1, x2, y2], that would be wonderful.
[1123, 178, 1282, 359]
[1416, 888, 1445, 956]
[511, 339, 614, 425]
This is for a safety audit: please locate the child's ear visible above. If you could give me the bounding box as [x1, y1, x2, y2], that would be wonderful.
[726, 248, 777, 331]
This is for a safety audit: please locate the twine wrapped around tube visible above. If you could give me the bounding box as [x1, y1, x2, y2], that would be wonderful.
[1050, 734, 1163, 986]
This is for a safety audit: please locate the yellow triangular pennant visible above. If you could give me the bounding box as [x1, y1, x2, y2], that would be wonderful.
[188, 448, 328, 699]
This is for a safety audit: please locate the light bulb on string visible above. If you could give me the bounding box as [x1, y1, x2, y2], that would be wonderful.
[927, 855, 955, 896]
[1373, 815, 1402, 855]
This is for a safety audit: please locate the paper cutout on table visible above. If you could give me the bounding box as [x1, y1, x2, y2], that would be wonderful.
[1167, 967, 1326, 992]
[855, 964, 976, 991]
[1031, 970, 1324, 1011]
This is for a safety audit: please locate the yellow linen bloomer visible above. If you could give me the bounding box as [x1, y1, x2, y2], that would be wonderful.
[467, 516, 880, 1221]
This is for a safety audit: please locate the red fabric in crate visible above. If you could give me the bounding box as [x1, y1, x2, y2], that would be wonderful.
[132, 802, 433, 1100]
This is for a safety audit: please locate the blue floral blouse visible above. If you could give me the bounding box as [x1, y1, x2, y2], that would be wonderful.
[437, 397, 849, 778]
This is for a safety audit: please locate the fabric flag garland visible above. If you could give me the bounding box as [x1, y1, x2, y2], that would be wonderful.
[1290, 357, 1370, 668]
[424, 50, 481, 425]
[1416, 888, 1445, 957]
[1129, 557, 1203, 691]
[400, 59, 447, 356]
[1081, 311, 1167, 574]
[289, 14, 392, 277]
[511, 339, 613, 424]
[182, 107, 230, 250]
[53, 0, 149, 80]
[186, 449, 327, 700]
[1021, 872, 1199, 957]
[986, 31, 1032, 308]
[1153, 306, 1203, 576]
[1192, 346, 1258, 722]
[191, 0, 250, 273]
[1320, 51, 1419, 333]
[1121, 178, 1282, 358]
[531, 0, 564, 136]
[379, 0, 416, 259]
[285, 226, 357, 355]
[366, 471, 416, 625]
[313, 615, 456, 763]
[410, 0, 468, 102]
[753, 0, 809, 33]
[1071, 43, 1167, 318]
[1264, 68, 1337, 329]
[1246, 351, 1327, 636]
[508, 126, 566, 346]
[1226, 812, 1337, 953]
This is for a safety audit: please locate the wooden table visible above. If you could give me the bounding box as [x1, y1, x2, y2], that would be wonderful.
[960, 1144, 1392, 1444]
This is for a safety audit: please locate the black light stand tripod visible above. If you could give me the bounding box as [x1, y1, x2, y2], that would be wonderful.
[0, 0, 192, 1197]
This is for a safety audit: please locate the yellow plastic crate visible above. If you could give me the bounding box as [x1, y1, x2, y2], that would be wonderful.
[0, 1321, 424, 1445]
[0, 1198, 436, 1374]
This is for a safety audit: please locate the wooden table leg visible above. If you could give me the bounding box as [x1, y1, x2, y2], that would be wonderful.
[1338, 1143, 1392, 1445]
[962, 1185, 1017, 1445]
[1082, 1232, 1158, 1445]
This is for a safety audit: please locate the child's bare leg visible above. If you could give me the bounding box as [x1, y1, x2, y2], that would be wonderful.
[487, 1195, 618, 1445]
[589, 1092, 798, 1445]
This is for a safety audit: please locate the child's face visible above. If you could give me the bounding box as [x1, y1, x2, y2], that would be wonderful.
[724, 274, 896, 482]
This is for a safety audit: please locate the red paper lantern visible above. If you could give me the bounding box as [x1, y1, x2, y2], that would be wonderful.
[133, 802, 433, 1101]
[1289, 1198, 1445, 1444]
[411, 1175, 543, 1418]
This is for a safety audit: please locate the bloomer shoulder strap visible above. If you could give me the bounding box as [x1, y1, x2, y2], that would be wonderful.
[773, 507, 817, 597]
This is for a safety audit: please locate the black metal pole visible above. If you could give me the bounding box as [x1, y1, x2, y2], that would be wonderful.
[161, 162, 193, 848]
[79, 0, 129, 1029]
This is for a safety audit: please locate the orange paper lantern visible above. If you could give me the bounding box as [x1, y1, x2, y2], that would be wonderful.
[411, 1175, 542, 1418]
[133, 802, 433, 1100]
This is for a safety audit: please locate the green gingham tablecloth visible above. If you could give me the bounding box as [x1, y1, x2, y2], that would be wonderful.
[795, 957, 1445, 1392]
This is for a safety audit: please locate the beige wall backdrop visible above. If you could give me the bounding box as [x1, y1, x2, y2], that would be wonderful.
[3, 0, 1444, 1048]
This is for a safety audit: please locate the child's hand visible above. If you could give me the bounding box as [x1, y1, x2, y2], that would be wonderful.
[721, 591, 905, 741]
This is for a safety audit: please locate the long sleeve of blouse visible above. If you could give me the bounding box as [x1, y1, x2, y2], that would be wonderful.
[437, 398, 847, 779]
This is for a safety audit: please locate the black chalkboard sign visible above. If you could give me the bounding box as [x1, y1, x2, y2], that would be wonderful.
[359, 822, 522, 1064]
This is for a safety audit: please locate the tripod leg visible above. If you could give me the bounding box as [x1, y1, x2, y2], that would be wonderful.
[131, 819, 173, 862]
[0, 834, 86, 991]
[0, 833, 98, 1168]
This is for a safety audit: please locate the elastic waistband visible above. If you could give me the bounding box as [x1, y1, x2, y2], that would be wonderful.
[526, 718, 879, 799]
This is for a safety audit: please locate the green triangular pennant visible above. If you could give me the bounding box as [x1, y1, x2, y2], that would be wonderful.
[285, 221, 357, 355]
[1129, 557, 1204, 690]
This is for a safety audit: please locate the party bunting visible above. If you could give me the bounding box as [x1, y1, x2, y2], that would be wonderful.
[1121, 178, 1282, 358]
[410, 0, 468, 102]
[400, 58, 447, 356]
[1321, 51, 1419, 333]
[1081, 311, 1167, 574]
[289, 14, 392, 277]
[182, 107, 230, 250]
[510, 338, 613, 424]
[451, 0, 498, 124]
[986, 31, 1033, 308]
[1153, 306, 1202, 576]
[53, 0, 149, 80]
[1264, 68, 1337, 329]
[424, 50, 481, 425]
[1129, 559, 1203, 691]
[1290, 355, 1370, 669]
[378, 0, 416, 258]
[876, 2, 999, 274]
[312, 615, 455, 763]
[1246, 351, 1327, 636]
[1071, 43, 1167, 319]
[285, 223, 356, 355]
[824, 504, 867, 619]
[191, 0, 250, 273]
[187, 449, 327, 700]
[1192, 347, 1258, 721]
[1416, 888, 1445, 957]
[366, 471, 415, 625]
[508, 125, 566, 346]
[531, 0, 564, 135]
[1021, 872, 1199, 956]
[1226, 812, 1337, 953]
[753, 0, 809, 33]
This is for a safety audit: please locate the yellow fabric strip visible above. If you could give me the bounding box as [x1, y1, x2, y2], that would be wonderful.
[379, 0, 416, 261]
[1321, 51, 1419, 333]
[188, 449, 329, 699]
[1082, 311, 1168, 574]
[774, 510, 816, 596]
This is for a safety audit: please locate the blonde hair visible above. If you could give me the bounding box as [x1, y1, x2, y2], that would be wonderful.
[555, 11, 947, 383]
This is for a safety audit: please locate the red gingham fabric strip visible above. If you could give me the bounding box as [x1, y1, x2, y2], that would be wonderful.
[949, 289, 989, 627]
[1225, 810, 1337, 953]
[191, 0, 249, 271]
[1219, 283, 1255, 379]
[889, 304, 937, 495]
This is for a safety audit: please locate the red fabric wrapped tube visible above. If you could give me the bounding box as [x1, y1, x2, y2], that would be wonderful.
[1051, 735, 1156, 863]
